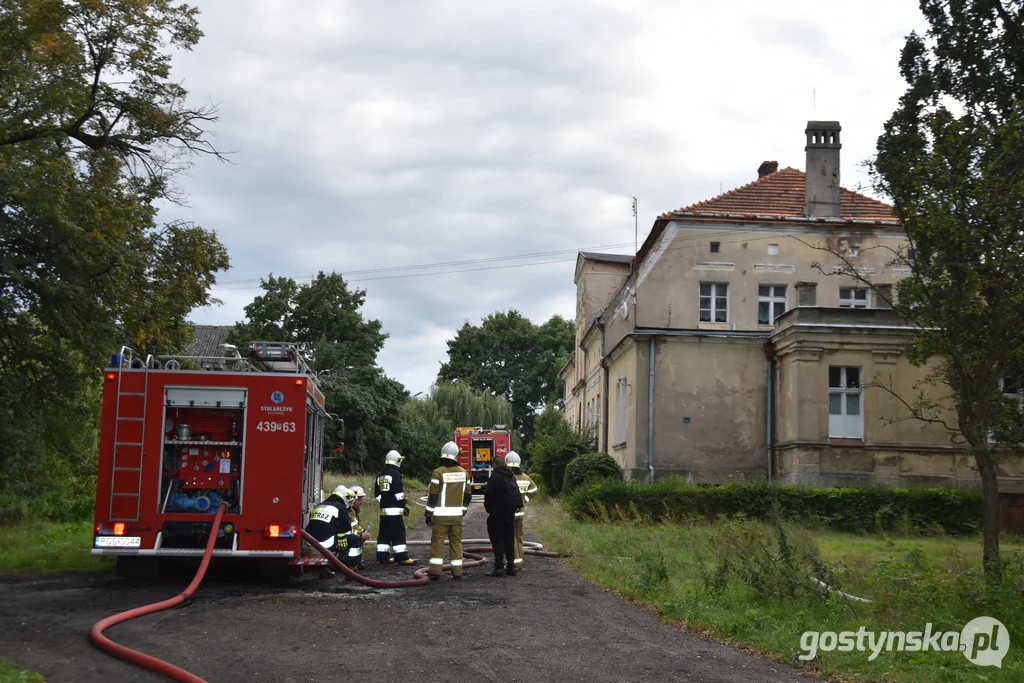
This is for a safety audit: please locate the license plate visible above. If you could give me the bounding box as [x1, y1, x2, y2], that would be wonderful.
[94, 536, 142, 548]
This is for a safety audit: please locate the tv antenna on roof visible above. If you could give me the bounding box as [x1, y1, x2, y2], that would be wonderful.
[631, 196, 638, 254]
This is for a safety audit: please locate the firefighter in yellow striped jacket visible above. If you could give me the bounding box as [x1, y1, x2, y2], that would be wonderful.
[425, 441, 472, 580]
[505, 452, 538, 569]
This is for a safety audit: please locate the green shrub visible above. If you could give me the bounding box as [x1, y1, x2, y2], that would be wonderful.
[565, 477, 983, 536]
[562, 452, 623, 493]
[526, 407, 595, 494]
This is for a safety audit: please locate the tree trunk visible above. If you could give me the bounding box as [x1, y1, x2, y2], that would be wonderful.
[974, 449, 1002, 578]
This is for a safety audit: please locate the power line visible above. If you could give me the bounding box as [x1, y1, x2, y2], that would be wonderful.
[213, 230, 787, 291]
[215, 241, 636, 286]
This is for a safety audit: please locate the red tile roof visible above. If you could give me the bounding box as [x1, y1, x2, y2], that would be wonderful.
[659, 167, 896, 224]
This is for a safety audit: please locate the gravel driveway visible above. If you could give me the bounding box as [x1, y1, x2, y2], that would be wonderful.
[0, 505, 818, 682]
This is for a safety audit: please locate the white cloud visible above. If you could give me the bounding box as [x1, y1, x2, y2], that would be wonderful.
[175, 0, 927, 394]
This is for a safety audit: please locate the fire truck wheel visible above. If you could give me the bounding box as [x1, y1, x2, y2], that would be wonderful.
[115, 556, 160, 579]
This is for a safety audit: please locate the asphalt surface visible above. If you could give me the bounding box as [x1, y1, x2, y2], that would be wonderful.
[0, 505, 819, 682]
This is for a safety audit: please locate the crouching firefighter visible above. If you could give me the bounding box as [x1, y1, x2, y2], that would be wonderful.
[425, 441, 472, 580]
[374, 450, 415, 565]
[304, 485, 365, 571]
[506, 452, 538, 570]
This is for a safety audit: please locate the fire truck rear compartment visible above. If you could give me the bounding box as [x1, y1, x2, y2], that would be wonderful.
[160, 387, 246, 516]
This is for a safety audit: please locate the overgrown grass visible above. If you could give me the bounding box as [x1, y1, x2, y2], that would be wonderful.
[0, 659, 44, 683]
[535, 500, 1024, 683]
[0, 520, 113, 572]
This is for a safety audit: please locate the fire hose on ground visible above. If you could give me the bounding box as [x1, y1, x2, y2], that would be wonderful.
[89, 502, 228, 683]
[90, 507, 567, 682]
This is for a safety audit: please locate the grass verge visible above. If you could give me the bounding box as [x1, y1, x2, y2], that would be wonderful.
[0, 660, 44, 683]
[0, 520, 114, 572]
[534, 499, 1023, 683]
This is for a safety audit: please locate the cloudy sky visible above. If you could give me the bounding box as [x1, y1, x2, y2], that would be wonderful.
[170, 0, 927, 395]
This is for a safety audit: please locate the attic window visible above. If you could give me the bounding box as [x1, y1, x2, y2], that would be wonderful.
[907, 248, 916, 261]
[710, 242, 720, 253]
[768, 244, 779, 256]
[847, 247, 860, 258]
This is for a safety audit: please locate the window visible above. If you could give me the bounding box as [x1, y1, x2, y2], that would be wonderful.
[907, 248, 917, 261]
[699, 283, 728, 322]
[768, 243, 779, 256]
[847, 246, 860, 258]
[829, 367, 863, 439]
[839, 288, 868, 308]
[710, 241, 720, 253]
[614, 378, 628, 445]
[758, 285, 787, 325]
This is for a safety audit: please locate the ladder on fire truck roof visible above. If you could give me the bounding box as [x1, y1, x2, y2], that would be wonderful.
[108, 347, 150, 522]
[246, 341, 314, 375]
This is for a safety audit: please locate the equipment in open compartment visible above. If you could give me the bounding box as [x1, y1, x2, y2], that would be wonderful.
[159, 390, 246, 515]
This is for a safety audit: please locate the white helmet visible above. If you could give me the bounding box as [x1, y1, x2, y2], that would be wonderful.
[350, 485, 366, 499]
[506, 451, 521, 467]
[385, 449, 403, 466]
[333, 485, 355, 506]
[441, 441, 460, 461]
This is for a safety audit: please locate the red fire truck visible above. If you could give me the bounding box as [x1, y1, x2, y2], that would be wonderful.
[453, 426, 511, 495]
[92, 341, 340, 576]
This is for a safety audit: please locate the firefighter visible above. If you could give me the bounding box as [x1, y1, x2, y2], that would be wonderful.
[505, 451, 538, 570]
[304, 485, 364, 571]
[425, 441, 472, 580]
[374, 450, 415, 565]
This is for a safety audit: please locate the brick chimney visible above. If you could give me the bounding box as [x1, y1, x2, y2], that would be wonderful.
[757, 160, 778, 178]
[804, 121, 841, 217]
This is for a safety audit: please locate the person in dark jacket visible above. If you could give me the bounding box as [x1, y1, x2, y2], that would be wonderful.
[484, 454, 522, 576]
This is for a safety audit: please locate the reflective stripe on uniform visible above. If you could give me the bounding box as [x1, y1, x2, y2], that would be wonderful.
[395, 491, 405, 500]
[375, 495, 382, 502]
[393, 544, 407, 553]
[450, 559, 463, 566]
[348, 547, 362, 557]
[430, 479, 440, 484]
[513, 557, 523, 564]
[316, 536, 335, 549]
[377, 544, 390, 552]
[514, 511, 525, 517]
[382, 507, 405, 516]
[425, 506, 434, 513]
[432, 506, 464, 516]
[429, 558, 444, 565]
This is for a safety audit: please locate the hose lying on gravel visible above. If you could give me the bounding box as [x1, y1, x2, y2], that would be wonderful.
[89, 502, 227, 683]
[301, 530, 489, 584]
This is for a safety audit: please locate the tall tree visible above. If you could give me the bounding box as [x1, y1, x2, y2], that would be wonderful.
[228, 272, 404, 473]
[0, 0, 229, 368]
[872, 0, 1024, 576]
[0, 0, 228, 516]
[437, 310, 574, 440]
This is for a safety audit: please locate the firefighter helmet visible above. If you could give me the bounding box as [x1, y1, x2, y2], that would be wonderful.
[350, 485, 366, 499]
[333, 485, 355, 505]
[384, 449, 403, 466]
[440, 441, 460, 461]
[506, 451, 521, 467]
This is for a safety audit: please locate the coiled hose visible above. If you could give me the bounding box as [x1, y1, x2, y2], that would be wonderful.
[89, 502, 228, 683]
